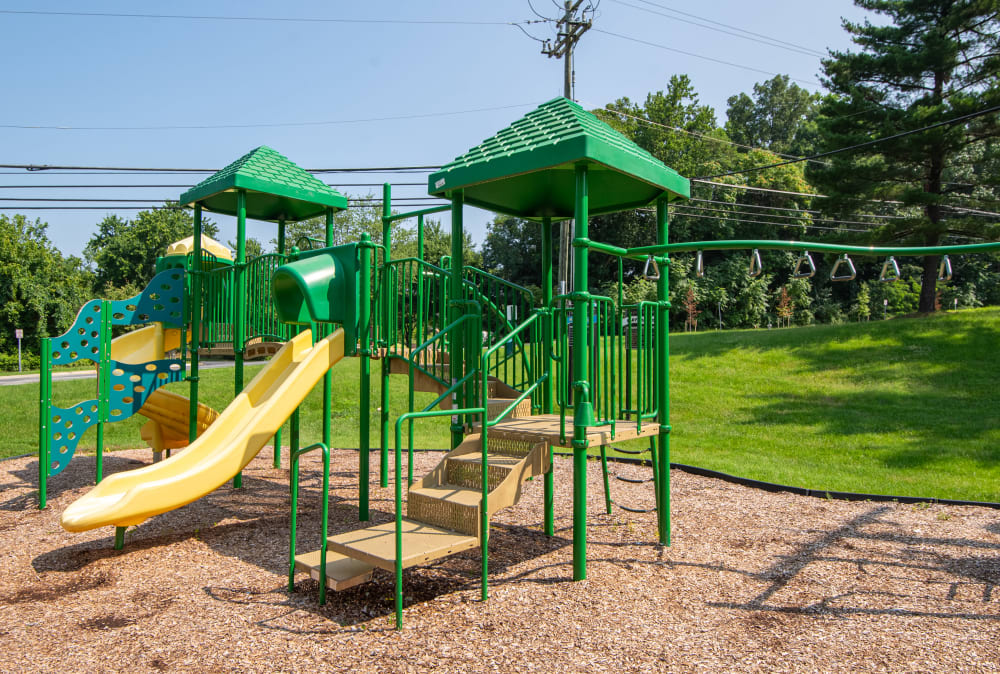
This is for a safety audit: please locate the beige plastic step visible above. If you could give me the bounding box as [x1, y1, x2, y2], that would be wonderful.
[486, 397, 532, 421]
[326, 519, 478, 572]
[407, 484, 481, 535]
[445, 452, 521, 490]
[293, 550, 374, 591]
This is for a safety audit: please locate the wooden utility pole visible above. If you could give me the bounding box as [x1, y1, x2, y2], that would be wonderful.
[542, 0, 592, 295]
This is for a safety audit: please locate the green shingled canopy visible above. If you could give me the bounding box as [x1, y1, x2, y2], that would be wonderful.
[180, 146, 347, 222]
[428, 97, 689, 219]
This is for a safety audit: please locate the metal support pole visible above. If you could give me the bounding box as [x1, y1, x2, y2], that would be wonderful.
[38, 339, 50, 509]
[189, 204, 202, 444]
[380, 184, 392, 487]
[541, 216, 555, 536]
[358, 234, 372, 521]
[322, 208, 334, 451]
[449, 191, 466, 450]
[273, 218, 285, 468]
[655, 197, 671, 545]
[233, 190, 247, 489]
[571, 163, 591, 581]
[600, 445, 611, 514]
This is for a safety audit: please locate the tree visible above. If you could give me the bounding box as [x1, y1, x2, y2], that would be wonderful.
[84, 205, 219, 289]
[0, 215, 95, 355]
[775, 286, 794, 327]
[481, 215, 544, 287]
[725, 75, 821, 156]
[811, 0, 1000, 312]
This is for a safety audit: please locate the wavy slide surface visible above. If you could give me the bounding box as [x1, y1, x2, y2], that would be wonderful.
[62, 328, 344, 531]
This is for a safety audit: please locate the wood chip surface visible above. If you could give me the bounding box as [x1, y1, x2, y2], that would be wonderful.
[1, 448, 998, 672]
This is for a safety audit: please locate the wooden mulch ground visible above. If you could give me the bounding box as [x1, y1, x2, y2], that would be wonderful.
[1, 448, 998, 673]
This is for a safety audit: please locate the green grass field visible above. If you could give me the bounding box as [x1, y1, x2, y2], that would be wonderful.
[5, 308, 999, 501]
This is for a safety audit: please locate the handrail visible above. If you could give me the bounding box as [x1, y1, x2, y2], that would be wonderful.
[628, 238, 1000, 257]
[392, 406, 484, 630]
[485, 375, 548, 427]
[384, 204, 451, 223]
[288, 442, 330, 605]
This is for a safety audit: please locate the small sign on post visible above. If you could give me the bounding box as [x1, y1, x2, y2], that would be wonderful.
[14, 328, 23, 372]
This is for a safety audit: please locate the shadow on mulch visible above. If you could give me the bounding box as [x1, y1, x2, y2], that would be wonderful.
[686, 505, 1000, 622]
[2, 454, 148, 512]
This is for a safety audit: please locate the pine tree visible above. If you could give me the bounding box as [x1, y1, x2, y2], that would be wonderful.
[811, 0, 1000, 312]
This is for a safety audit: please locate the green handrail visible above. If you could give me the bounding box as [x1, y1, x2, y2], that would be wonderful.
[383, 204, 451, 224]
[627, 239, 1000, 257]
[288, 442, 330, 605]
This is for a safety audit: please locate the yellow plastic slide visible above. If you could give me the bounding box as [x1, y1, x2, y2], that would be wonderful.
[109, 324, 218, 454]
[62, 328, 344, 532]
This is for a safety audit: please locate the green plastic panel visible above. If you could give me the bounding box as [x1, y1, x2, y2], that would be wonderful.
[108, 268, 186, 327]
[428, 97, 690, 219]
[272, 243, 359, 352]
[179, 146, 348, 222]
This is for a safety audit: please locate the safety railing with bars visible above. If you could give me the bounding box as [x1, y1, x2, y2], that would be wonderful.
[378, 257, 451, 374]
[551, 294, 658, 443]
[243, 253, 292, 345]
[188, 250, 234, 348]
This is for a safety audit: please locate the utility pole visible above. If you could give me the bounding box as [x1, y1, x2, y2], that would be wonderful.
[542, 0, 592, 296]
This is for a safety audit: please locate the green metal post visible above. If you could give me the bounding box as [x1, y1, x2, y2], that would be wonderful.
[322, 208, 334, 451]
[114, 526, 125, 550]
[38, 339, 50, 509]
[656, 197, 671, 545]
[358, 235, 372, 521]
[380, 184, 391, 487]
[410, 214, 424, 459]
[541, 216, 554, 536]
[600, 445, 611, 514]
[572, 163, 591, 581]
[233, 190, 247, 489]
[649, 435, 660, 512]
[96, 299, 111, 484]
[449, 190, 465, 450]
[189, 204, 202, 444]
[273, 218, 285, 468]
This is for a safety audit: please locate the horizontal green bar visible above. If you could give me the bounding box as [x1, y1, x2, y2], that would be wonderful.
[628, 239, 1000, 258]
[486, 375, 548, 427]
[384, 205, 451, 223]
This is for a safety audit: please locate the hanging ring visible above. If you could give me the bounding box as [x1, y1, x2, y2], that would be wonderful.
[879, 256, 900, 283]
[695, 250, 704, 278]
[643, 255, 660, 281]
[748, 249, 763, 278]
[792, 252, 816, 279]
[831, 254, 856, 281]
[938, 255, 953, 282]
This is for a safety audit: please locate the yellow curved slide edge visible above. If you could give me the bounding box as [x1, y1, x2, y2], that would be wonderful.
[62, 328, 344, 532]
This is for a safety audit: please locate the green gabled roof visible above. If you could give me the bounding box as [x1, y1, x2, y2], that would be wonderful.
[179, 146, 347, 222]
[428, 97, 689, 220]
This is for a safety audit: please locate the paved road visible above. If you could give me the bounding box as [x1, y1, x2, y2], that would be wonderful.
[0, 359, 237, 387]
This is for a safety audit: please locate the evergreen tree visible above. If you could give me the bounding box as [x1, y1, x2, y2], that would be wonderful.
[811, 0, 1000, 312]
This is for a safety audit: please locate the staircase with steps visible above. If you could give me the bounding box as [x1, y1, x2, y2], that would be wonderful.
[293, 432, 549, 590]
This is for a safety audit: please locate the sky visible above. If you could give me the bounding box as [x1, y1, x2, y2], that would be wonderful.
[0, 0, 872, 258]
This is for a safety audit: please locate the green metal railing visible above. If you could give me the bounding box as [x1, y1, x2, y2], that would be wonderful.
[288, 442, 331, 605]
[382, 257, 451, 367]
[243, 253, 291, 345]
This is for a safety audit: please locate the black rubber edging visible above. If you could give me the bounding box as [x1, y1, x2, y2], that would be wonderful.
[602, 453, 1000, 510]
[8, 446, 998, 510]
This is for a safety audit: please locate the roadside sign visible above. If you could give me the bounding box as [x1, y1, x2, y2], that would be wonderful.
[14, 328, 23, 372]
[14, 329, 22, 339]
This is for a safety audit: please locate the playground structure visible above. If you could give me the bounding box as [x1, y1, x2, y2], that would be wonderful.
[39, 98, 1000, 629]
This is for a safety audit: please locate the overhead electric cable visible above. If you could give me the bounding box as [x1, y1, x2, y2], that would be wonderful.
[699, 104, 1000, 179]
[592, 28, 819, 85]
[0, 102, 540, 131]
[0, 9, 535, 27]
[607, 0, 824, 58]
[0, 182, 427, 189]
[0, 163, 440, 173]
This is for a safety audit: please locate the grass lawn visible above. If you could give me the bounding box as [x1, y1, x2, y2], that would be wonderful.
[5, 308, 999, 502]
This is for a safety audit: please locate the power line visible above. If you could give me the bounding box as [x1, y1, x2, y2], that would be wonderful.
[699, 104, 1000, 179]
[590, 104, 831, 166]
[607, 0, 824, 58]
[0, 9, 533, 27]
[1, 102, 540, 131]
[0, 163, 440, 173]
[675, 203, 891, 230]
[0, 182, 428, 189]
[592, 28, 819, 86]
[626, 0, 825, 57]
[689, 198, 904, 222]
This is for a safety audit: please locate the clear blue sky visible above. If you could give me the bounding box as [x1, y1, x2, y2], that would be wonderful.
[0, 0, 870, 258]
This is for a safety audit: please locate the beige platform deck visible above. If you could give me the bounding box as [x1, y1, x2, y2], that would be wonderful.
[325, 519, 479, 572]
[480, 414, 660, 447]
[293, 550, 374, 591]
